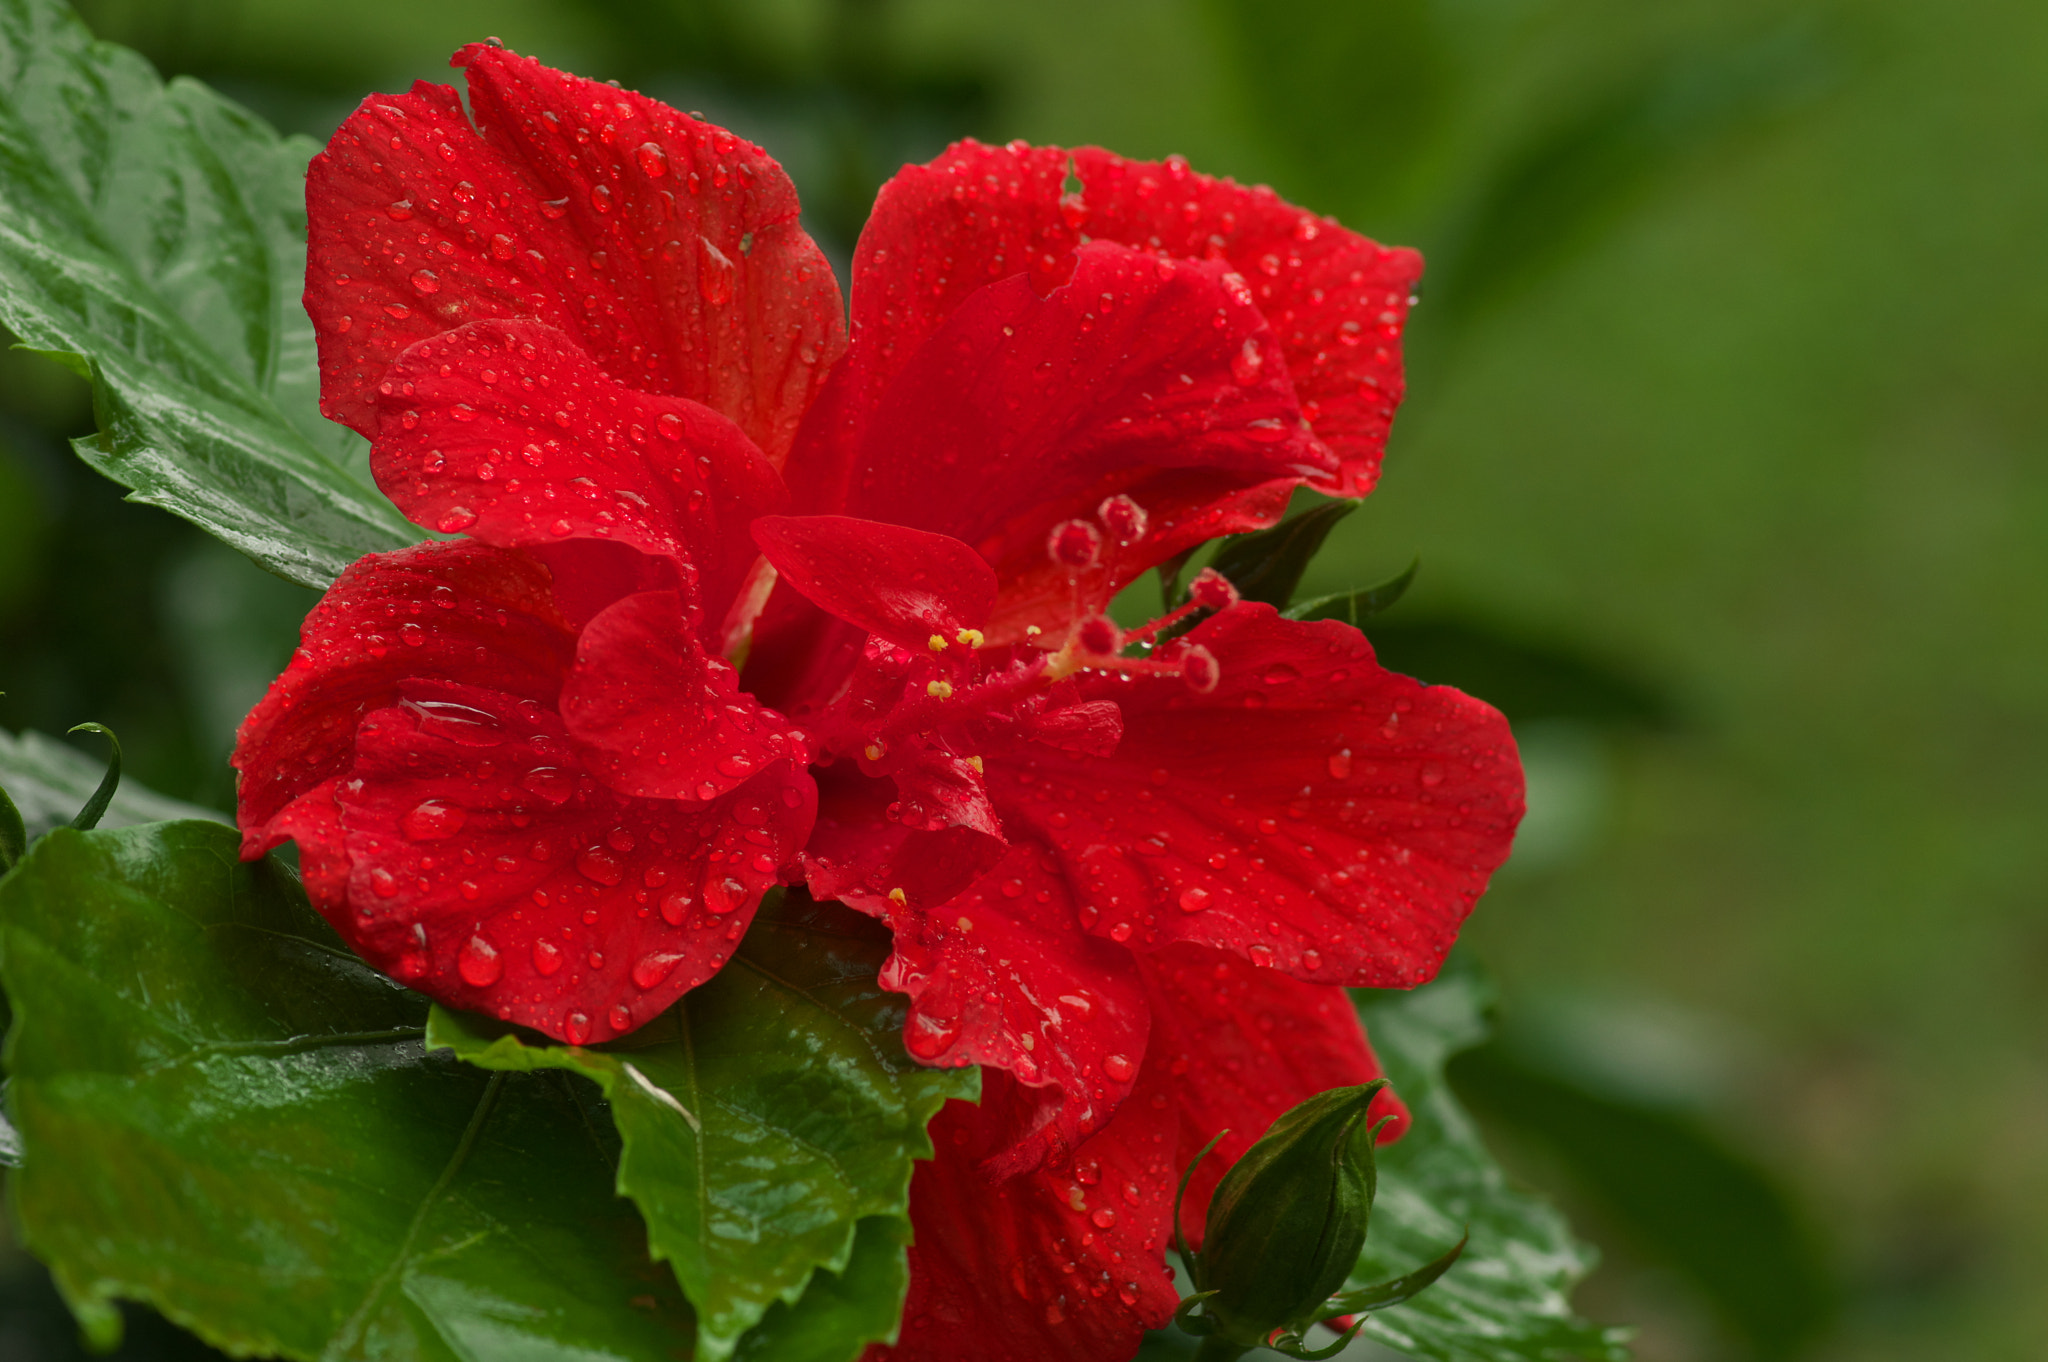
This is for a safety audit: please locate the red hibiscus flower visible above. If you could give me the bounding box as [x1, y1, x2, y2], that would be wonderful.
[233, 41, 1522, 1362]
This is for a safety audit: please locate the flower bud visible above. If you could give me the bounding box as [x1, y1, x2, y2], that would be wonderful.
[1192, 1083, 1387, 1349]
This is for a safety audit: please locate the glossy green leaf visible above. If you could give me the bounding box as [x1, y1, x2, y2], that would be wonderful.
[430, 889, 978, 1362]
[0, 0, 418, 588]
[0, 819, 702, 1360]
[0, 727, 227, 841]
[1361, 619, 1673, 729]
[1347, 961, 1630, 1362]
[1451, 1032, 1832, 1358]
[1206, 500, 1357, 609]
[0, 780, 23, 872]
[1285, 559, 1419, 628]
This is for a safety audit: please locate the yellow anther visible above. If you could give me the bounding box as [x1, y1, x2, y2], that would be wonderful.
[965, 755, 984, 774]
[955, 915, 974, 931]
[955, 627, 985, 649]
[927, 679, 954, 699]
[928, 632, 949, 652]
[1025, 625, 1043, 637]
[888, 887, 907, 906]
[863, 742, 886, 762]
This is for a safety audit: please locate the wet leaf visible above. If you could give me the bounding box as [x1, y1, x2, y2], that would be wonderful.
[1207, 500, 1357, 608]
[0, 0, 418, 587]
[0, 819, 698, 1358]
[0, 727, 227, 842]
[1346, 960, 1630, 1361]
[430, 889, 977, 1362]
[1452, 1032, 1832, 1357]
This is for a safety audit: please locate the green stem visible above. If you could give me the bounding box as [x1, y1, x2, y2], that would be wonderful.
[1194, 1337, 1254, 1362]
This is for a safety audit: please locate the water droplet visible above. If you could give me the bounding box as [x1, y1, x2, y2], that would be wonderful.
[608, 1003, 632, 1032]
[656, 411, 685, 441]
[458, 934, 503, 986]
[436, 506, 478, 533]
[590, 183, 614, 213]
[907, 1010, 960, 1058]
[522, 766, 575, 804]
[410, 268, 440, 295]
[563, 1011, 592, 1044]
[1091, 1206, 1118, 1229]
[697, 237, 736, 304]
[1302, 949, 1323, 971]
[703, 876, 746, 914]
[401, 697, 502, 745]
[1177, 886, 1212, 914]
[401, 799, 466, 841]
[540, 196, 569, 219]
[386, 200, 414, 220]
[368, 867, 400, 898]
[577, 846, 624, 886]
[635, 141, 669, 177]
[632, 952, 684, 989]
[533, 938, 564, 975]
[1103, 1054, 1136, 1082]
[1231, 336, 1264, 385]
[1108, 921, 1133, 943]
[1420, 763, 1445, 788]
[383, 303, 413, 320]
[1327, 749, 1353, 780]
[1262, 663, 1300, 686]
[659, 889, 693, 925]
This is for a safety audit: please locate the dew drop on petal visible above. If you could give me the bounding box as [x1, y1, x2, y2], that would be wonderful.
[458, 934, 502, 986]
[533, 938, 564, 975]
[1091, 1206, 1119, 1229]
[703, 876, 746, 914]
[1103, 1054, 1136, 1082]
[659, 889, 693, 925]
[608, 1003, 632, 1032]
[401, 799, 466, 841]
[635, 141, 669, 177]
[1327, 748, 1353, 780]
[522, 766, 575, 804]
[436, 507, 478, 533]
[563, 1011, 592, 1044]
[410, 268, 440, 295]
[906, 1011, 961, 1059]
[1177, 886, 1212, 914]
[577, 846, 624, 886]
[632, 952, 684, 989]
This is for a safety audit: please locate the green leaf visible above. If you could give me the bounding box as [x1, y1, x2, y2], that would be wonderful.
[0, 726, 227, 841]
[1451, 1029, 1832, 1357]
[0, 0, 418, 588]
[430, 889, 978, 1362]
[1362, 620, 1673, 729]
[0, 781, 23, 872]
[0, 819, 701, 1359]
[1206, 500, 1357, 609]
[1346, 961, 1631, 1362]
[60, 721, 119, 830]
[1285, 558, 1419, 627]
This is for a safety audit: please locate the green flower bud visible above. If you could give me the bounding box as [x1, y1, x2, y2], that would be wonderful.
[1192, 1081, 1387, 1349]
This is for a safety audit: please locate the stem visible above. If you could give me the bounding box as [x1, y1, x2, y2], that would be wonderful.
[1194, 1338, 1254, 1362]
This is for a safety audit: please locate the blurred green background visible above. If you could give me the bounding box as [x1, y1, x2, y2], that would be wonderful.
[3, 1, 2043, 1359]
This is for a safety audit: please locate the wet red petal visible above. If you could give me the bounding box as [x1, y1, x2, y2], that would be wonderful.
[790, 240, 1329, 639]
[1138, 945, 1408, 1246]
[234, 541, 576, 835]
[272, 678, 811, 1041]
[1072, 149, 1421, 498]
[873, 953, 1403, 1362]
[989, 604, 1522, 987]
[870, 1070, 1179, 1362]
[306, 44, 842, 465]
[558, 590, 807, 802]
[867, 843, 1150, 1175]
[752, 515, 998, 653]
[370, 318, 783, 628]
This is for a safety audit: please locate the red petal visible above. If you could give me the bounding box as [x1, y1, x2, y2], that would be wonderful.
[870, 844, 1150, 1175]
[1137, 946, 1408, 1245]
[281, 679, 810, 1041]
[371, 318, 783, 628]
[306, 44, 843, 465]
[558, 591, 806, 802]
[991, 604, 1523, 987]
[872, 1071, 1180, 1362]
[752, 515, 998, 652]
[234, 541, 575, 835]
[1072, 148, 1422, 497]
[792, 240, 1329, 639]
[874, 954, 1404, 1362]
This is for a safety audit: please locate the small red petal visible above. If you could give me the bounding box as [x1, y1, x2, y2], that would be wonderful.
[752, 514, 998, 653]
